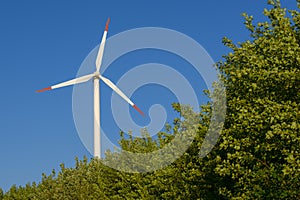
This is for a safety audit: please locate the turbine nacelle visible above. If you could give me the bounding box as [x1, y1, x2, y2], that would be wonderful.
[93, 71, 100, 78]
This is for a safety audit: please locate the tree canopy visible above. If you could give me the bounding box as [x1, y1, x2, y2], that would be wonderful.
[1, 0, 299, 199]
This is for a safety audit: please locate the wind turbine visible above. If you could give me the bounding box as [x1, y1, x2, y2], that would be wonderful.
[37, 18, 145, 158]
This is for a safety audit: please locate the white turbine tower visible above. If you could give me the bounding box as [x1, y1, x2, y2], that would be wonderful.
[37, 18, 145, 158]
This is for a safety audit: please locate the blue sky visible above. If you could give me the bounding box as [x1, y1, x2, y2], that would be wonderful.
[0, 0, 297, 191]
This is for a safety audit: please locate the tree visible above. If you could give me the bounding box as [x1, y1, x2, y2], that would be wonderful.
[214, 0, 300, 198]
[0, 188, 3, 200]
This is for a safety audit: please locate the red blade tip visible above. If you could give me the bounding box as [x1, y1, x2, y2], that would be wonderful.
[133, 105, 145, 116]
[36, 87, 52, 93]
[105, 17, 110, 31]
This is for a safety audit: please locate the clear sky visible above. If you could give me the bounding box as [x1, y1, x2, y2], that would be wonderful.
[0, 0, 297, 191]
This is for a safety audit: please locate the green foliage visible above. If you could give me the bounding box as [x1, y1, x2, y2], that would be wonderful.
[2, 0, 300, 199]
[216, 1, 300, 198]
[0, 188, 3, 200]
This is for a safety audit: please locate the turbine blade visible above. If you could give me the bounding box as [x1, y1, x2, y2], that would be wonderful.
[133, 105, 145, 116]
[36, 74, 94, 92]
[100, 75, 145, 116]
[95, 18, 110, 72]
